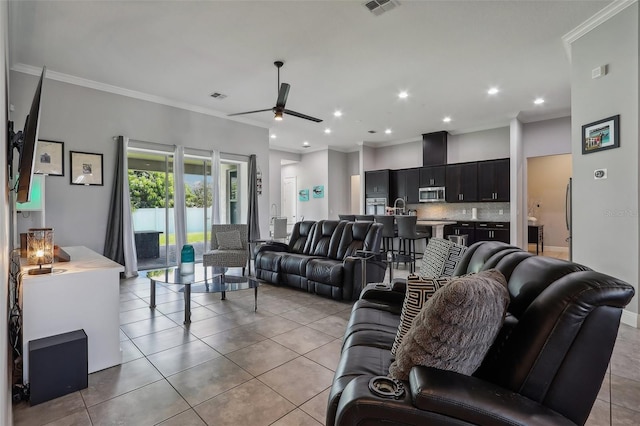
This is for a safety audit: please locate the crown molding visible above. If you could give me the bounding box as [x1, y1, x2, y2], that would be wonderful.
[562, 0, 638, 62]
[10, 63, 269, 129]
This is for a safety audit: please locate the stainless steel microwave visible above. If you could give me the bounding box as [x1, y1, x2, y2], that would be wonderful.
[419, 186, 446, 203]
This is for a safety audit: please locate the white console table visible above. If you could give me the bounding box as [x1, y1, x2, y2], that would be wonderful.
[20, 246, 124, 383]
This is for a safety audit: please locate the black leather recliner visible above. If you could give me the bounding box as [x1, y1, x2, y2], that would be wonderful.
[328, 241, 635, 426]
[255, 220, 385, 300]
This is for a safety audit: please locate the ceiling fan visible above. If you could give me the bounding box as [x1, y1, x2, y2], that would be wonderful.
[228, 61, 323, 123]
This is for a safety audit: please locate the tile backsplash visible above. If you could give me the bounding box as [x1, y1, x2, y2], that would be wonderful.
[410, 202, 511, 222]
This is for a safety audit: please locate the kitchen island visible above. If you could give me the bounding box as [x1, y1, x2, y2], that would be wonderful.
[416, 219, 457, 238]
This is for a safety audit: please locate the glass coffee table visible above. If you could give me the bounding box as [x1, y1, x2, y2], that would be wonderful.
[146, 265, 260, 324]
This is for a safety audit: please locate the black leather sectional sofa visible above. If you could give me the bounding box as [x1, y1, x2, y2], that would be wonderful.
[328, 241, 635, 426]
[254, 220, 384, 300]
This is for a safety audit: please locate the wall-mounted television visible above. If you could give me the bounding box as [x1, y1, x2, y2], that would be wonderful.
[8, 66, 46, 203]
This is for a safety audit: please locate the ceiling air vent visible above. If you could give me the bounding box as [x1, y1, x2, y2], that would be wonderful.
[210, 92, 227, 100]
[364, 0, 399, 16]
[368, 130, 377, 134]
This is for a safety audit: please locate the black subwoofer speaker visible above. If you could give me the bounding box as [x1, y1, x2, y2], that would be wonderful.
[28, 329, 88, 405]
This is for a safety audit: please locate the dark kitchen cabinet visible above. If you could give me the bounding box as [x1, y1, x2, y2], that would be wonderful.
[450, 221, 477, 245]
[389, 168, 420, 204]
[365, 170, 389, 197]
[446, 163, 478, 202]
[422, 131, 448, 166]
[476, 222, 510, 243]
[478, 159, 510, 202]
[419, 165, 446, 187]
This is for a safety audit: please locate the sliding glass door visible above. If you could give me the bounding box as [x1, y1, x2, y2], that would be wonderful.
[184, 155, 212, 261]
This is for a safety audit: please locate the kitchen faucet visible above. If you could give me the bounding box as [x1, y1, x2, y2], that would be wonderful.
[393, 198, 406, 215]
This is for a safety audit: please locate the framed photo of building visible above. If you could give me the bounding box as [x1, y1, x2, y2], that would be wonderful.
[34, 140, 64, 176]
[582, 115, 620, 154]
[70, 151, 103, 186]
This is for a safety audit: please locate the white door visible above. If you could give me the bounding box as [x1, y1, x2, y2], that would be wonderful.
[282, 177, 297, 224]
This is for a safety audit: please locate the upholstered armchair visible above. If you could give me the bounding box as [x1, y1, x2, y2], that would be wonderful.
[203, 224, 249, 276]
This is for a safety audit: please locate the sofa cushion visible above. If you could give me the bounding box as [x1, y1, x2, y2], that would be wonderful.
[216, 230, 243, 250]
[391, 276, 453, 355]
[388, 269, 509, 381]
[306, 258, 344, 286]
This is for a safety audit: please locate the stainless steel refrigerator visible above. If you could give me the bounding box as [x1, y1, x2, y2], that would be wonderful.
[566, 178, 572, 261]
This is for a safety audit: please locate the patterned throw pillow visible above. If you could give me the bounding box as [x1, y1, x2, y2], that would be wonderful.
[442, 243, 467, 277]
[418, 238, 454, 278]
[216, 230, 243, 250]
[391, 276, 453, 355]
[388, 269, 509, 381]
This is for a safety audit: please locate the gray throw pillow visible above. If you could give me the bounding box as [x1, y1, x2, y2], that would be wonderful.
[216, 230, 243, 250]
[388, 269, 509, 381]
[391, 276, 454, 355]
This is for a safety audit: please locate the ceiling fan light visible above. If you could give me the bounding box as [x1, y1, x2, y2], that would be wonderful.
[274, 111, 284, 121]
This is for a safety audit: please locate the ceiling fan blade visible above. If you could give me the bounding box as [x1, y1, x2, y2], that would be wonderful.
[284, 109, 323, 123]
[228, 108, 273, 117]
[276, 83, 290, 109]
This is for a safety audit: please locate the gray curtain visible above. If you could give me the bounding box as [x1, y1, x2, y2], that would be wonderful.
[248, 154, 261, 241]
[104, 136, 138, 277]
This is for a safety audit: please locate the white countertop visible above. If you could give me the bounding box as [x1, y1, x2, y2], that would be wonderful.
[416, 220, 458, 226]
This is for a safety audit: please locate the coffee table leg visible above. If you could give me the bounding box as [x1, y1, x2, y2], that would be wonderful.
[184, 283, 191, 324]
[150, 280, 156, 309]
[254, 286, 258, 312]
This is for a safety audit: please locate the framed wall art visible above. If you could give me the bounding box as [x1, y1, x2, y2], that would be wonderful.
[298, 189, 309, 202]
[582, 115, 620, 154]
[312, 185, 324, 198]
[70, 151, 103, 186]
[34, 140, 64, 176]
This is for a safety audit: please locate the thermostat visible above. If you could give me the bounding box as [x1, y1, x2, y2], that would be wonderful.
[594, 169, 607, 179]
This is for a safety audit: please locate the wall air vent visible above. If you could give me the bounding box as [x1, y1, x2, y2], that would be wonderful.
[210, 92, 227, 100]
[364, 0, 399, 16]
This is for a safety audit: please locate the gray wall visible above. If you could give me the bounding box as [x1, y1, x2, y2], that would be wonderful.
[570, 4, 639, 317]
[290, 150, 328, 221]
[448, 127, 510, 163]
[373, 140, 422, 170]
[523, 116, 571, 158]
[1, 1, 12, 421]
[328, 149, 349, 219]
[347, 151, 359, 176]
[10, 72, 271, 253]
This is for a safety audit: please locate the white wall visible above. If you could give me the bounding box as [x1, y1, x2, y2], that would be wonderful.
[448, 127, 510, 163]
[373, 140, 422, 170]
[570, 3, 638, 318]
[287, 150, 329, 221]
[347, 151, 359, 175]
[1, 1, 13, 422]
[9, 72, 271, 252]
[523, 116, 571, 158]
[328, 150, 348, 219]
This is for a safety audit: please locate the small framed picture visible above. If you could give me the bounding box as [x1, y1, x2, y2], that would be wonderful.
[298, 189, 309, 202]
[582, 115, 620, 154]
[34, 140, 64, 176]
[70, 151, 103, 186]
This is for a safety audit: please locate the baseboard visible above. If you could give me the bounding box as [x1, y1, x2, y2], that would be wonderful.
[621, 309, 638, 328]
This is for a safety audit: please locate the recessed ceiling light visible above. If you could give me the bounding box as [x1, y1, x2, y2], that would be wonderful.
[443, 116, 452, 123]
[398, 91, 408, 99]
[270, 134, 276, 139]
[324, 128, 331, 134]
[303, 141, 310, 146]
[487, 87, 499, 95]
[385, 128, 392, 134]
[534, 97, 545, 105]
[333, 110, 342, 117]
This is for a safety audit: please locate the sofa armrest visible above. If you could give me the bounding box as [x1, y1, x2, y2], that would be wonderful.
[255, 241, 290, 254]
[409, 367, 577, 426]
[359, 283, 406, 306]
[343, 254, 386, 300]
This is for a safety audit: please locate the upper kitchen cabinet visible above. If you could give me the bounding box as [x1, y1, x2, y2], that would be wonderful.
[419, 165, 446, 187]
[477, 158, 510, 202]
[365, 170, 389, 197]
[422, 131, 447, 167]
[389, 168, 420, 204]
[446, 163, 478, 202]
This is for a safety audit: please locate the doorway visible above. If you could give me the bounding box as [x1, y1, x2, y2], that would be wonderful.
[527, 153, 572, 259]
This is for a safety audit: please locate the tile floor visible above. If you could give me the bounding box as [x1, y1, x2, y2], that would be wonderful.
[12, 254, 640, 426]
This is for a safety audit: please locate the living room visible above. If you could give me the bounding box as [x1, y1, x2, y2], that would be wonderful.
[2, 1, 639, 425]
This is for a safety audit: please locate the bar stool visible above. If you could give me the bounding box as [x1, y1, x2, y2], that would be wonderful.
[338, 214, 356, 221]
[396, 215, 430, 273]
[374, 215, 397, 254]
[355, 215, 374, 222]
